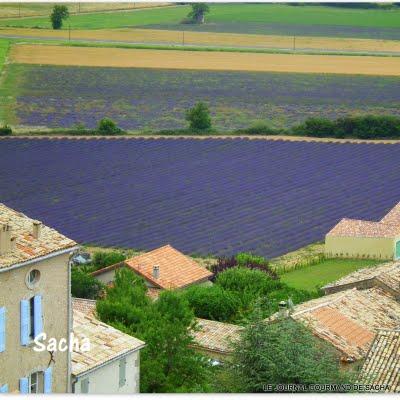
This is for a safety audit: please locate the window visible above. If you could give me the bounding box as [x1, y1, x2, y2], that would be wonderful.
[20, 295, 43, 345]
[29, 297, 35, 340]
[30, 372, 44, 394]
[119, 357, 126, 388]
[81, 378, 89, 394]
[26, 269, 40, 288]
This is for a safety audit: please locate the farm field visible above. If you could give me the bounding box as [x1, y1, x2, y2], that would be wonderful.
[9, 45, 400, 76]
[0, 2, 170, 18]
[4, 64, 400, 131]
[1, 138, 400, 259]
[280, 259, 380, 291]
[1, 4, 399, 40]
[2, 28, 400, 54]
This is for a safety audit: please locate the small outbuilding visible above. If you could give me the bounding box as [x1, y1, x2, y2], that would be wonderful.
[325, 202, 400, 260]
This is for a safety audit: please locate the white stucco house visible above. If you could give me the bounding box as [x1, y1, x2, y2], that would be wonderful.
[71, 298, 145, 394]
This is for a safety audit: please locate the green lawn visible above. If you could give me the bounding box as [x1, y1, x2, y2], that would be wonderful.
[0, 38, 9, 70]
[0, 4, 399, 30]
[280, 258, 380, 292]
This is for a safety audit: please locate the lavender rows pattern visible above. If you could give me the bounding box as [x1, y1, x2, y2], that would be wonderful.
[12, 65, 400, 131]
[1, 138, 400, 258]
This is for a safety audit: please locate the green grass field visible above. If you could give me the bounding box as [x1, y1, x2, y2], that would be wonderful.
[280, 258, 380, 292]
[0, 38, 9, 69]
[0, 4, 399, 30]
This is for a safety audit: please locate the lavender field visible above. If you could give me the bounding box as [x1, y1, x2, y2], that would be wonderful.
[1, 138, 400, 258]
[8, 65, 400, 131]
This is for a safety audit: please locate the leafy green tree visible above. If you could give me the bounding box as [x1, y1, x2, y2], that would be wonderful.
[97, 118, 123, 135]
[186, 102, 212, 131]
[50, 5, 69, 30]
[92, 250, 126, 271]
[96, 269, 211, 392]
[228, 309, 352, 392]
[71, 267, 104, 299]
[187, 3, 210, 23]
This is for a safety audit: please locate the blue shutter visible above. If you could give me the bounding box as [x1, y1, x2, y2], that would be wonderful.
[19, 377, 29, 394]
[44, 367, 52, 394]
[20, 300, 29, 346]
[0, 384, 8, 393]
[0, 307, 5, 352]
[33, 295, 43, 338]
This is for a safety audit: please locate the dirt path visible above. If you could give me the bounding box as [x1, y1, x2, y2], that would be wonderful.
[9, 44, 400, 76]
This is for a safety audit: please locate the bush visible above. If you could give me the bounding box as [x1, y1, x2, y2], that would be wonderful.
[50, 5, 69, 30]
[71, 268, 104, 299]
[185, 102, 212, 131]
[92, 250, 126, 271]
[235, 122, 284, 136]
[0, 125, 12, 136]
[97, 118, 123, 135]
[293, 117, 336, 138]
[183, 285, 240, 322]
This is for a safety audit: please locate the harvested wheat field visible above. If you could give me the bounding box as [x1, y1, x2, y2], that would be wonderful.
[10, 44, 400, 76]
[2, 27, 400, 53]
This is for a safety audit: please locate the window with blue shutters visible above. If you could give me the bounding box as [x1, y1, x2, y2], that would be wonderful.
[20, 300, 29, 346]
[0, 307, 5, 353]
[33, 295, 43, 339]
[44, 367, 52, 394]
[0, 384, 8, 393]
[19, 377, 29, 394]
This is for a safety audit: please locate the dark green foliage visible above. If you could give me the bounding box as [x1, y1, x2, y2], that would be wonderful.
[235, 122, 283, 136]
[294, 115, 400, 139]
[50, 5, 69, 30]
[183, 267, 315, 323]
[182, 285, 240, 322]
[186, 3, 210, 24]
[96, 268, 211, 393]
[92, 250, 126, 271]
[97, 118, 123, 135]
[71, 267, 104, 299]
[0, 125, 12, 136]
[227, 312, 353, 392]
[185, 102, 212, 131]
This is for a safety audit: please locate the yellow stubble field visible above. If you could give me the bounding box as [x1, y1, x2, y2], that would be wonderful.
[1, 27, 400, 53]
[10, 44, 400, 76]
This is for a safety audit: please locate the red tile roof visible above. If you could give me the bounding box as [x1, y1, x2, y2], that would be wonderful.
[327, 218, 400, 238]
[380, 201, 400, 226]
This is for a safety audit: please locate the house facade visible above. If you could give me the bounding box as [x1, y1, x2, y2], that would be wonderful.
[325, 202, 400, 260]
[0, 204, 78, 393]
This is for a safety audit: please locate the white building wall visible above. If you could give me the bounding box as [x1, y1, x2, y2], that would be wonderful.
[73, 350, 140, 394]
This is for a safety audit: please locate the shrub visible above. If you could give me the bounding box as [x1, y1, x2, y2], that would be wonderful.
[235, 122, 283, 136]
[293, 117, 336, 138]
[71, 267, 104, 299]
[50, 5, 69, 30]
[183, 285, 240, 322]
[185, 102, 212, 131]
[97, 118, 123, 135]
[92, 250, 126, 271]
[0, 125, 12, 136]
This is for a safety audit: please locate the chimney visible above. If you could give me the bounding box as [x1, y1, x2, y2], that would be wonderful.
[0, 223, 12, 255]
[32, 220, 42, 239]
[152, 265, 160, 279]
[10, 236, 16, 252]
[278, 301, 288, 319]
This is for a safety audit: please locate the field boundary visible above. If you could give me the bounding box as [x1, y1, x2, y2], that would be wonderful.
[2, 135, 400, 145]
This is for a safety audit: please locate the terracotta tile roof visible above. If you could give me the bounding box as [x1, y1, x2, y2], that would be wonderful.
[290, 288, 400, 360]
[359, 329, 400, 393]
[326, 218, 400, 238]
[0, 203, 77, 269]
[380, 201, 400, 226]
[323, 262, 400, 296]
[72, 297, 96, 317]
[146, 287, 162, 300]
[94, 244, 213, 290]
[72, 308, 145, 377]
[192, 318, 242, 354]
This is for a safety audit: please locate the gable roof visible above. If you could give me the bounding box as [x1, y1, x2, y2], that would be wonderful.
[192, 318, 242, 355]
[380, 201, 400, 226]
[290, 288, 400, 361]
[359, 329, 400, 393]
[322, 262, 400, 296]
[0, 203, 77, 270]
[326, 218, 400, 239]
[72, 297, 96, 317]
[93, 244, 213, 290]
[72, 307, 145, 377]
